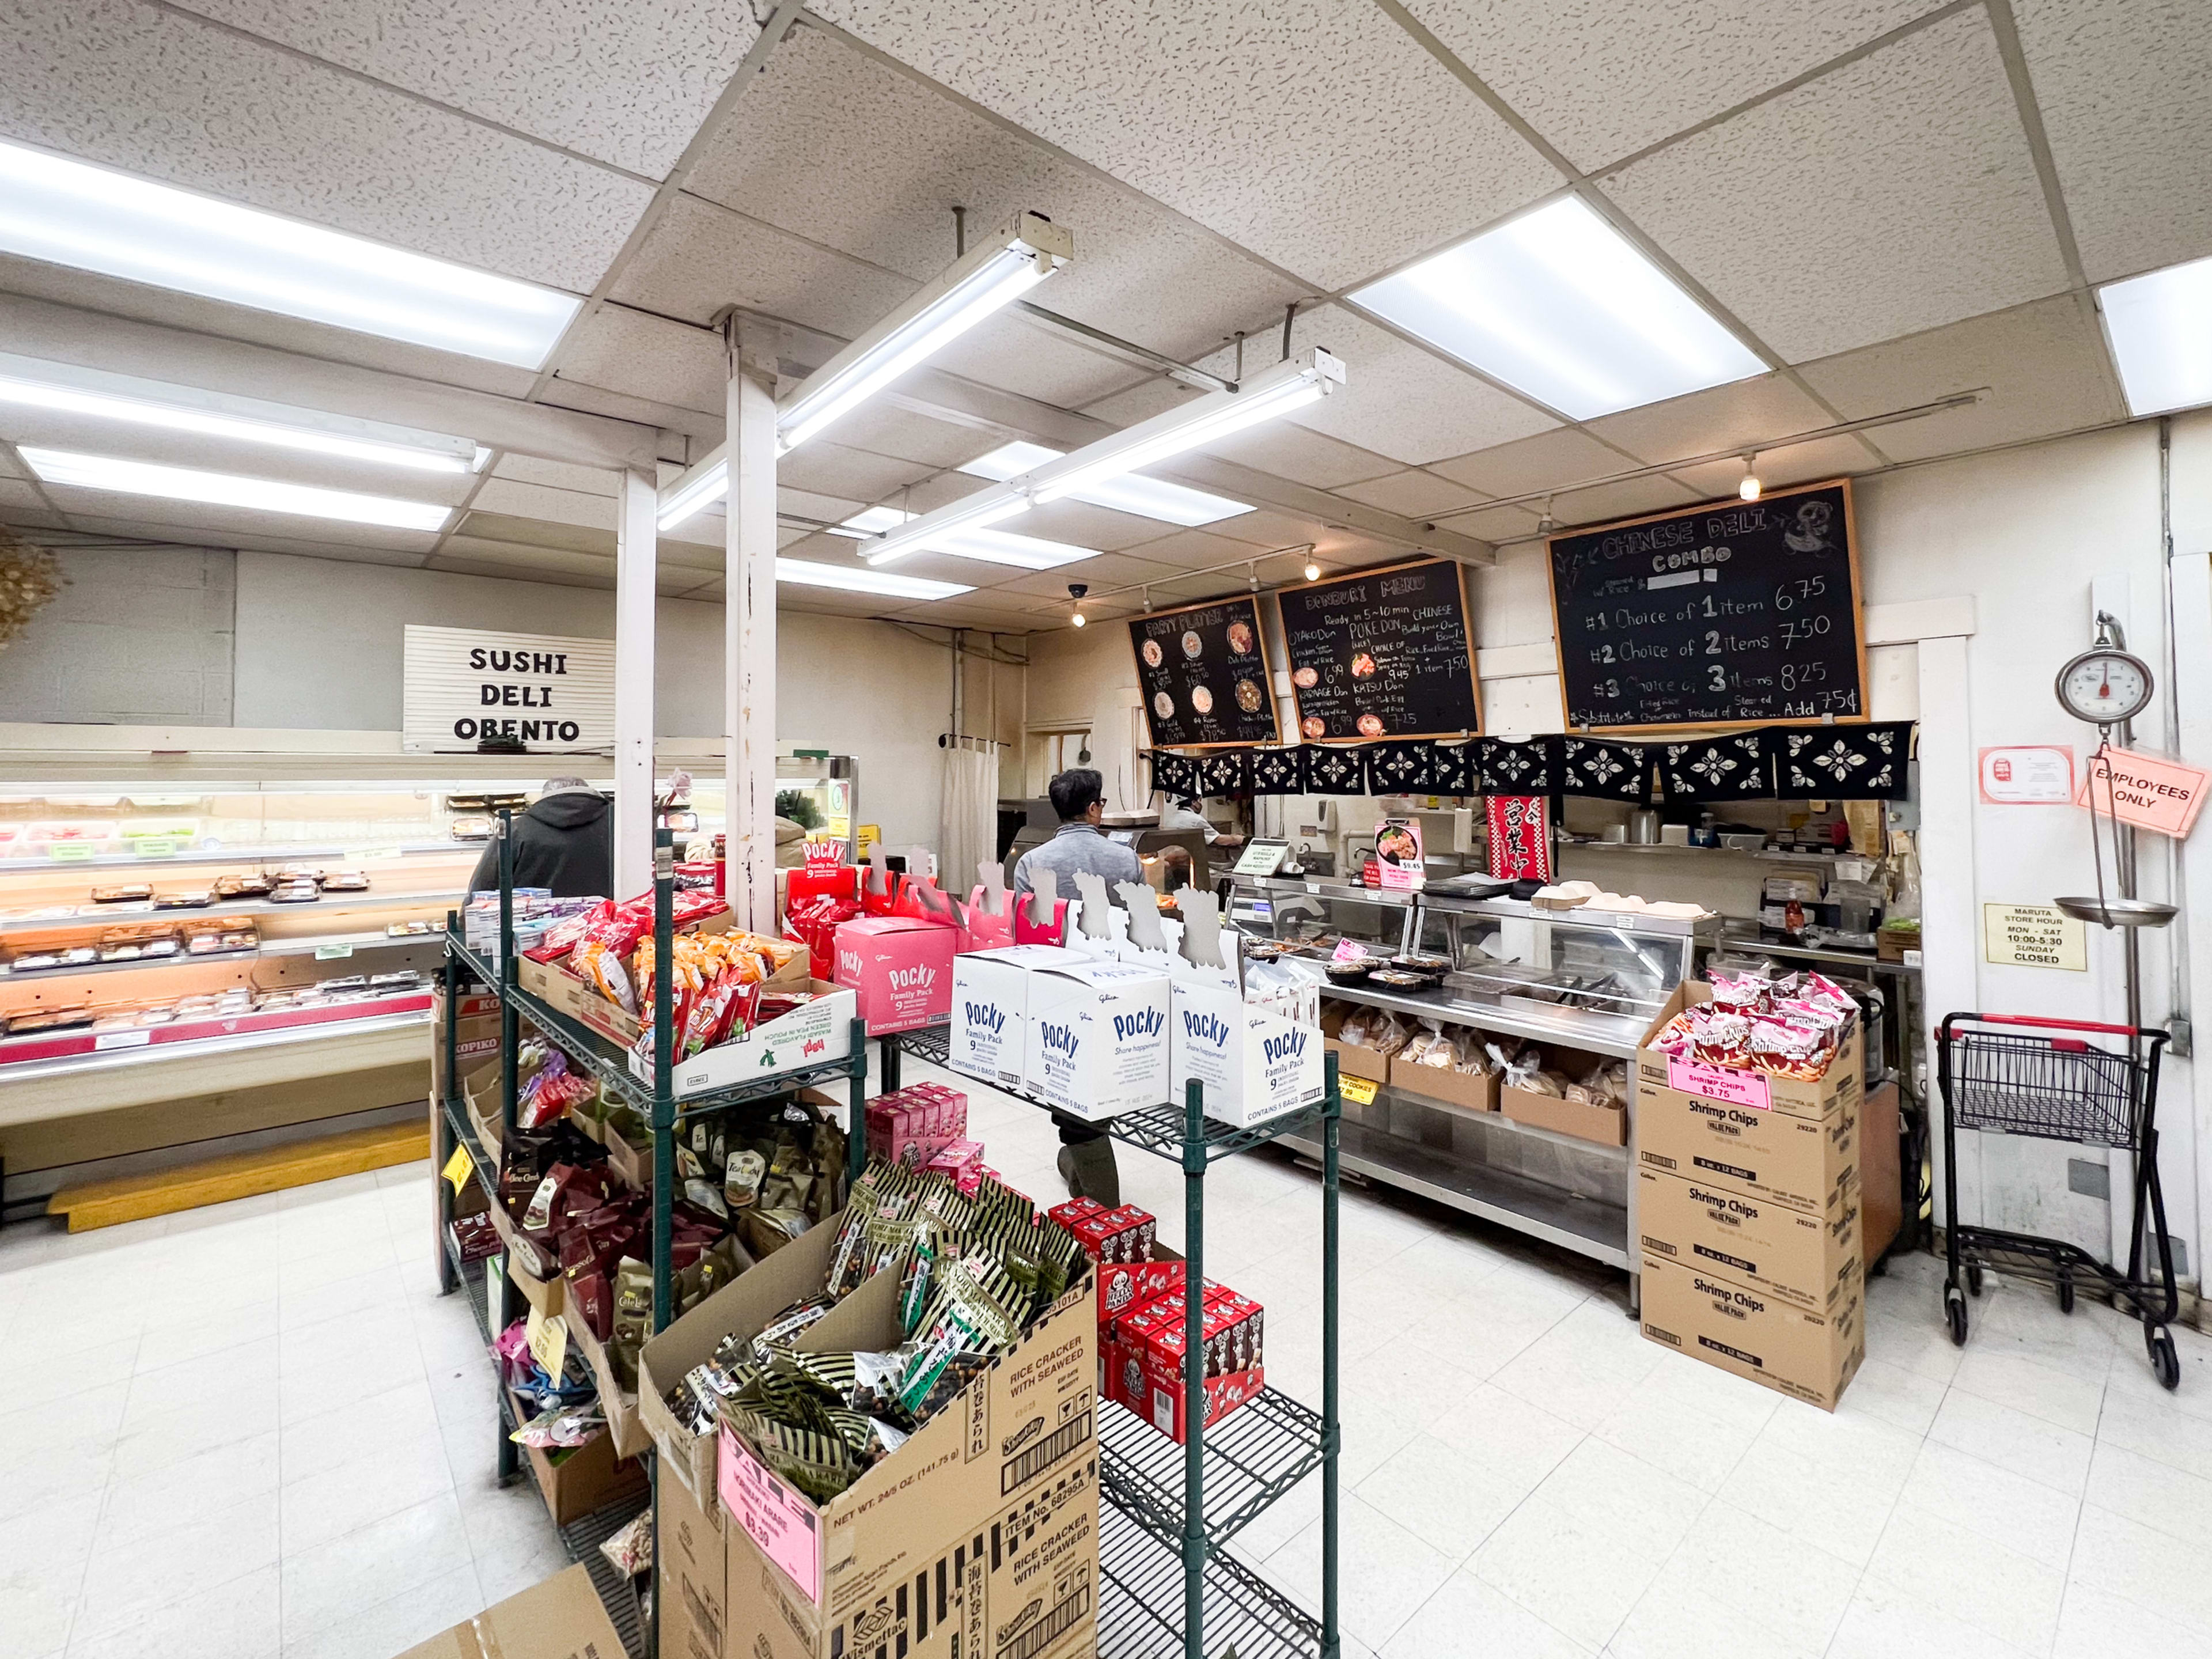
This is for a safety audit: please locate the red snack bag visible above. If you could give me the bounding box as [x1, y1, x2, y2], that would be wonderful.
[523, 900, 615, 964]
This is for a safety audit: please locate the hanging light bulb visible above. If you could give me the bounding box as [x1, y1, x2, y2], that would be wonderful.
[1537, 493, 1556, 536]
[1069, 581, 1088, 627]
[1070, 609, 1086, 628]
[1738, 454, 1762, 501]
[1141, 585, 1152, 613]
[1247, 562, 1259, 592]
[1303, 557, 1322, 582]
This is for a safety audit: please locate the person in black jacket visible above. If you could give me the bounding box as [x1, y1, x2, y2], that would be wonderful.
[468, 777, 613, 898]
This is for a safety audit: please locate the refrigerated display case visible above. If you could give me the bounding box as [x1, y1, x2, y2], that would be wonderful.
[684, 751, 859, 863]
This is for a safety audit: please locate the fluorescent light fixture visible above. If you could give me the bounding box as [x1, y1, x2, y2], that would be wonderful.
[830, 501, 1090, 569]
[0, 353, 481, 473]
[777, 211, 1072, 454]
[2099, 255, 2212, 418]
[775, 558, 971, 601]
[657, 454, 727, 533]
[869, 349, 1342, 566]
[1349, 196, 1764, 420]
[959, 439, 1252, 526]
[0, 139, 580, 367]
[19, 446, 451, 531]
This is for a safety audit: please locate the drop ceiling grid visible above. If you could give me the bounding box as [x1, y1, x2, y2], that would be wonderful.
[0, 0, 653, 294]
[2012, 0, 2212, 284]
[171, 0, 766, 180]
[1601, 7, 2071, 364]
[797, 0, 1566, 290]
[1394, 0, 1955, 175]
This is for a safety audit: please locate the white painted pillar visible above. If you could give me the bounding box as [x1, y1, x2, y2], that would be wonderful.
[612, 465, 658, 897]
[2169, 551, 2212, 1289]
[1916, 632, 1978, 1228]
[726, 321, 781, 933]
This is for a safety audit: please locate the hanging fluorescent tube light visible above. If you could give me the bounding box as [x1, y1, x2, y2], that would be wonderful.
[777, 212, 1073, 455]
[657, 453, 728, 532]
[828, 502, 1090, 568]
[2098, 255, 2212, 418]
[958, 439, 1252, 526]
[0, 353, 483, 473]
[20, 446, 452, 530]
[0, 139, 581, 368]
[1349, 195, 1763, 420]
[870, 349, 1342, 567]
[776, 558, 971, 601]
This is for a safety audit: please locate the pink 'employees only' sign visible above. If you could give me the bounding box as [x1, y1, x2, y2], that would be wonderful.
[2079, 746, 2209, 839]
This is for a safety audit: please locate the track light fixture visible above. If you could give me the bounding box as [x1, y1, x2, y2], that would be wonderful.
[1069, 581, 1088, 628]
[1738, 454, 1762, 501]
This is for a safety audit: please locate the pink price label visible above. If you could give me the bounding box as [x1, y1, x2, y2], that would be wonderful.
[719, 1426, 821, 1603]
[1331, 939, 1369, 964]
[1667, 1055, 1772, 1111]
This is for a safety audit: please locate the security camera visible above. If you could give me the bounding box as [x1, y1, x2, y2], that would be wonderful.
[1068, 582, 1088, 601]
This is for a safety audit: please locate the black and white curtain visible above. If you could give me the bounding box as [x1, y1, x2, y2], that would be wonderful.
[1661, 732, 1773, 802]
[1430, 741, 1477, 796]
[1775, 723, 1914, 799]
[1148, 751, 1197, 800]
[1249, 746, 1309, 796]
[1197, 749, 1251, 800]
[1305, 745, 1368, 796]
[1559, 737, 1653, 805]
[1365, 740, 1438, 793]
[1478, 736, 1555, 794]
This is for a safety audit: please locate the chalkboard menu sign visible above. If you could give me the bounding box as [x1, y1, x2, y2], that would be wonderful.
[1276, 558, 1482, 741]
[1547, 480, 1868, 731]
[1128, 597, 1278, 749]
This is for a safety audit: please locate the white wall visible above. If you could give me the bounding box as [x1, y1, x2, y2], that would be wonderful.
[0, 544, 233, 724]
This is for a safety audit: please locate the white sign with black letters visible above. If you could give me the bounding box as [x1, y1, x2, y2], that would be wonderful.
[402, 624, 613, 753]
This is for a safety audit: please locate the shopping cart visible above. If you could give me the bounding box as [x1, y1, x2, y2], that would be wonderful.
[1938, 1012, 2180, 1389]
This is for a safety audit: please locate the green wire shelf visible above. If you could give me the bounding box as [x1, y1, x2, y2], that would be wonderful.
[1100, 1388, 1325, 1555]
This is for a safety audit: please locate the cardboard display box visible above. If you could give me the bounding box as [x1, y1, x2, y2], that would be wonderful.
[658, 1456, 725, 1659]
[1634, 983, 1865, 1122]
[835, 916, 959, 1034]
[395, 1565, 623, 1659]
[1388, 1055, 1499, 1115]
[1319, 1001, 1391, 1085]
[1500, 1082, 1627, 1147]
[1022, 959, 1172, 1122]
[1860, 1081, 1903, 1269]
[1640, 1249, 1865, 1411]
[1170, 972, 1325, 1130]
[1638, 1164, 1863, 1315]
[950, 944, 1084, 1090]
[1638, 1080, 1860, 1214]
[507, 1384, 647, 1526]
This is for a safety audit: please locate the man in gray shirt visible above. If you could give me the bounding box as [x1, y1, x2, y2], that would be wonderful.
[1011, 768, 1139, 1206]
[1013, 768, 1145, 897]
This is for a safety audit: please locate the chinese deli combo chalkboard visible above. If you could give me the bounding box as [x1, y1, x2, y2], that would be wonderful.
[1547, 480, 1868, 730]
[1276, 558, 1482, 741]
[1128, 596, 1278, 749]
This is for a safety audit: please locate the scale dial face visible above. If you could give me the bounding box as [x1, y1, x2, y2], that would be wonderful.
[2056, 648, 2154, 725]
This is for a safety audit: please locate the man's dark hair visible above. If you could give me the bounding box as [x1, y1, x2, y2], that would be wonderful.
[1048, 768, 1105, 822]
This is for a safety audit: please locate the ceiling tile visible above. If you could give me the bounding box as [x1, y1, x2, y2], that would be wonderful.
[47, 494, 441, 553]
[1403, 0, 1947, 174]
[1666, 434, 1873, 499]
[1192, 424, 1400, 490]
[1582, 374, 1834, 467]
[1602, 9, 2068, 362]
[0, 477, 56, 514]
[1548, 475, 1699, 528]
[180, 1, 763, 179]
[688, 25, 1308, 363]
[1329, 468, 1487, 518]
[610, 194, 917, 337]
[822, 404, 1003, 471]
[536, 377, 721, 441]
[777, 486, 869, 525]
[468, 478, 619, 533]
[429, 548, 617, 590]
[492, 454, 616, 496]
[1427, 426, 1627, 496]
[927, 312, 1155, 408]
[1107, 526, 1280, 574]
[458, 509, 609, 556]
[554, 305, 726, 414]
[1188, 304, 1556, 466]
[804, 0, 1564, 289]
[1191, 506, 1337, 552]
[1081, 377, 1194, 429]
[983, 553, 1184, 597]
[1439, 500, 1545, 543]
[2015, 0, 2212, 282]
[0, 0, 650, 293]
[775, 442, 934, 502]
[437, 536, 613, 579]
[1003, 501, 1198, 555]
[1796, 294, 2126, 464]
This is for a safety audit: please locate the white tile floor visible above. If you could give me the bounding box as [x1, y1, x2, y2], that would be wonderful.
[6, 1055, 2212, 1659]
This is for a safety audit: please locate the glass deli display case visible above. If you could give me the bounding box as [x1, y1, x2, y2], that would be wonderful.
[1231, 876, 1718, 1291]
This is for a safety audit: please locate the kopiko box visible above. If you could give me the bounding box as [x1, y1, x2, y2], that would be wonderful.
[863, 1080, 968, 1167]
[1022, 960, 1172, 1122]
[950, 944, 1085, 1090]
[1640, 1248, 1865, 1412]
[1638, 1164, 1863, 1316]
[834, 916, 959, 1034]
[707, 1220, 1099, 1659]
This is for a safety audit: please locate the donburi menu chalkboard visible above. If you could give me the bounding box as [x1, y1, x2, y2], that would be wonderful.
[1276, 558, 1482, 741]
[1128, 596, 1278, 749]
[1547, 480, 1868, 731]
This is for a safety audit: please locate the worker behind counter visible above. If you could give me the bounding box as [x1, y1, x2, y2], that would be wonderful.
[1012, 767, 1139, 1207]
[468, 775, 611, 898]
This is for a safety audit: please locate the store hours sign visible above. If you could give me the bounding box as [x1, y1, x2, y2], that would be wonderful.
[402, 624, 614, 753]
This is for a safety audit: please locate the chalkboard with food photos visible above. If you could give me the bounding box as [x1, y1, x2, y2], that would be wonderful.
[1128, 596, 1278, 749]
[1547, 479, 1868, 731]
[1276, 557, 1483, 742]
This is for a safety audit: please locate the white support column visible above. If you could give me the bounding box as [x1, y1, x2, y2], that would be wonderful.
[612, 465, 658, 897]
[2169, 551, 2212, 1289]
[1917, 632, 1978, 1229]
[726, 321, 781, 932]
